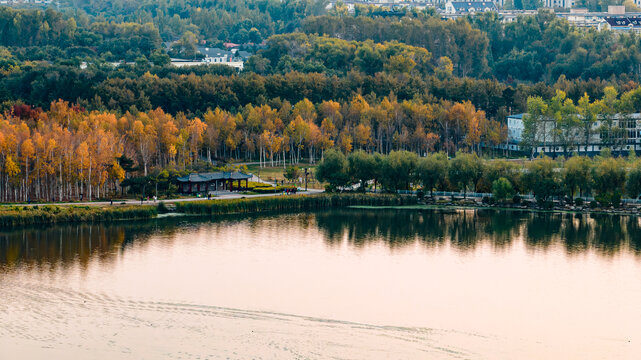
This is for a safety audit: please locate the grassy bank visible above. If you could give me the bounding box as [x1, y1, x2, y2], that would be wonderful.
[174, 193, 417, 215]
[0, 205, 158, 228]
[0, 194, 417, 228]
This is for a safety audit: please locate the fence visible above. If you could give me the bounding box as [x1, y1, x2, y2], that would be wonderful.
[396, 190, 641, 204]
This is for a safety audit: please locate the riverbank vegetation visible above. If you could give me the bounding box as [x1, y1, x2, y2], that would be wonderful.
[174, 193, 416, 215]
[317, 149, 641, 208]
[0, 204, 157, 228]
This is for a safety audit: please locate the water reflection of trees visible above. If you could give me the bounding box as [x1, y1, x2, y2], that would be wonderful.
[0, 217, 208, 270]
[314, 209, 641, 257]
[1, 210, 640, 270]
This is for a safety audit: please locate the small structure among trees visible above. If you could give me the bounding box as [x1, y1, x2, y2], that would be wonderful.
[176, 171, 251, 194]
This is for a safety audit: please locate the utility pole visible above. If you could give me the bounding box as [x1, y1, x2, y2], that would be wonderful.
[304, 168, 309, 191]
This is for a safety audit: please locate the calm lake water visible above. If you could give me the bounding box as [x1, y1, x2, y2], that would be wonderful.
[1, 209, 640, 359]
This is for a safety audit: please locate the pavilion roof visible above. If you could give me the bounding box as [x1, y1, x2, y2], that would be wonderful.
[176, 171, 252, 183]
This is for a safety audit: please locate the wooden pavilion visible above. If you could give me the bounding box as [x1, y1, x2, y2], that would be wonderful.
[176, 171, 252, 194]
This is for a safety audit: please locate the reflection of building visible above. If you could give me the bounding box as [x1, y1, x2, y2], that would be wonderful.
[176, 172, 252, 194]
[504, 113, 641, 156]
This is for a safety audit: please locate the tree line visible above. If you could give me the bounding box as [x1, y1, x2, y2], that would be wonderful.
[60, 0, 325, 45]
[316, 149, 641, 206]
[304, 10, 641, 82]
[0, 7, 162, 61]
[0, 95, 505, 202]
[5, 59, 641, 120]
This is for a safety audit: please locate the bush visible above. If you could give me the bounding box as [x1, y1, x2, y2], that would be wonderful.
[512, 194, 521, 204]
[157, 201, 169, 213]
[612, 192, 622, 208]
[252, 185, 297, 194]
[491, 177, 514, 202]
[537, 199, 554, 209]
[482, 196, 495, 205]
[574, 198, 584, 206]
[589, 200, 598, 209]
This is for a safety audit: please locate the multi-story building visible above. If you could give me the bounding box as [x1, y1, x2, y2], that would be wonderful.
[504, 113, 641, 156]
[543, 0, 574, 9]
[444, 1, 498, 14]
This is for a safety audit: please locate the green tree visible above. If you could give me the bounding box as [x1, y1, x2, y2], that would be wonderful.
[492, 177, 514, 202]
[448, 151, 482, 198]
[417, 152, 448, 198]
[150, 50, 171, 66]
[380, 150, 418, 191]
[577, 93, 599, 156]
[522, 156, 560, 202]
[284, 165, 300, 182]
[347, 150, 376, 192]
[591, 156, 626, 207]
[523, 97, 547, 159]
[564, 156, 592, 198]
[483, 159, 521, 193]
[315, 149, 349, 191]
[626, 161, 641, 199]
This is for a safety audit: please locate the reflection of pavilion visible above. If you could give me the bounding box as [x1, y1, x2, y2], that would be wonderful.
[176, 171, 252, 194]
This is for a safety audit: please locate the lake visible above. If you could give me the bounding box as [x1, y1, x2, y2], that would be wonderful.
[1, 209, 640, 359]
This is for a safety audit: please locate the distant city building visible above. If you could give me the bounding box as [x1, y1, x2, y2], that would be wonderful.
[325, 0, 439, 12]
[163, 42, 250, 70]
[444, 1, 497, 15]
[602, 15, 641, 33]
[543, 0, 574, 9]
[0, 0, 53, 3]
[556, 6, 641, 31]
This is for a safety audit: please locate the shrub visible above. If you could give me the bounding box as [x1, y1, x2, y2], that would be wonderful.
[491, 177, 514, 202]
[157, 201, 169, 213]
[512, 194, 521, 204]
[589, 200, 598, 209]
[612, 192, 622, 208]
[574, 198, 584, 206]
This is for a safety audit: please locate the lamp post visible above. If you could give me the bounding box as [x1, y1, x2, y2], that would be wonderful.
[304, 167, 309, 191]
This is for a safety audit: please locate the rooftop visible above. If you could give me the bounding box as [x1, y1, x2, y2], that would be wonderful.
[176, 171, 252, 183]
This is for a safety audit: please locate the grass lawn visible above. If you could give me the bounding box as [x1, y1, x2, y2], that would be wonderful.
[245, 163, 324, 189]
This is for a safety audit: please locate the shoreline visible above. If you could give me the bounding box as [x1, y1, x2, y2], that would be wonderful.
[349, 203, 641, 218]
[3, 193, 640, 229]
[0, 193, 416, 228]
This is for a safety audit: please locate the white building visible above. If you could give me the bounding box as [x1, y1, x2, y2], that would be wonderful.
[504, 113, 641, 156]
[543, 0, 574, 9]
[444, 1, 498, 15]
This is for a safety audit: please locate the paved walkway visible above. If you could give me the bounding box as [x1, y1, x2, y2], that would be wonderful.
[4, 189, 324, 207]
